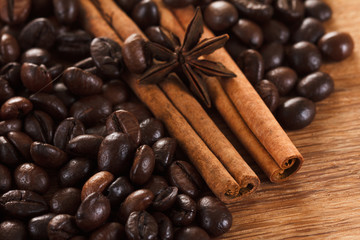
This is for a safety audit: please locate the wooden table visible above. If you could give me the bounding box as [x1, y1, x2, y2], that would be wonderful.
[222, 1, 360, 239]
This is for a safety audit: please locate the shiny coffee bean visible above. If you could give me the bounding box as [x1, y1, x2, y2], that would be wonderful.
[90, 222, 126, 240]
[0, 220, 27, 240]
[56, 29, 92, 58]
[0, 119, 22, 135]
[20, 62, 53, 92]
[0, 164, 11, 193]
[305, 0, 332, 22]
[145, 26, 180, 52]
[266, 66, 297, 96]
[168, 161, 204, 198]
[125, 211, 158, 240]
[152, 186, 178, 211]
[174, 226, 210, 240]
[18, 18, 56, 50]
[74, 57, 94, 69]
[106, 176, 134, 206]
[50, 188, 81, 215]
[114, 102, 153, 123]
[260, 41, 284, 71]
[0, 62, 21, 89]
[54, 117, 86, 151]
[230, 0, 273, 22]
[24, 110, 54, 143]
[14, 163, 50, 194]
[144, 175, 169, 196]
[262, 20, 289, 44]
[274, 0, 305, 22]
[237, 49, 264, 85]
[276, 97, 316, 130]
[53, 0, 79, 24]
[6, 131, 32, 161]
[21, 48, 50, 65]
[131, 0, 160, 30]
[255, 80, 280, 112]
[48, 64, 64, 79]
[81, 171, 114, 201]
[162, 0, 194, 8]
[169, 194, 196, 226]
[59, 158, 93, 187]
[86, 124, 108, 137]
[232, 19, 263, 48]
[140, 118, 165, 146]
[0, 190, 48, 218]
[130, 145, 155, 185]
[62, 67, 103, 96]
[0, 77, 14, 103]
[28, 213, 56, 240]
[153, 212, 174, 240]
[0, 96, 33, 119]
[197, 196, 232, 236]
[296, 71, 334, 101]
[0, 0, 31, 25]
[76, 192, 111, 232]
[102, 80, 129, 105]
[53, 82, 76, 108]
[204, 1, 238, 32]
[29, 93, 68, 120]
[286, 41, 322, 75]
[118, 189, 154, 223]
[0, 33, 20, 63]
[224, 36, 247, 60]
[30, 142, 68, 169]
[0, 135, 23, 166]
[116, 0, 141, 13]
[293, 17, 325, 43]
[67, 134, 104, 158]
[47, 214, 80, 240]
[318, 32, 354, 61]
[152, 137, 176, 173]
[123, 33, 151, 74]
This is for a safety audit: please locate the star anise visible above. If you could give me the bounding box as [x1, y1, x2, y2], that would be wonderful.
[139, 7, 236, 107]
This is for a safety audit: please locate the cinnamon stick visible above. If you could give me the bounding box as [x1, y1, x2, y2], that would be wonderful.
[170, 5, 304, 181]
[79, 0, 255, 203]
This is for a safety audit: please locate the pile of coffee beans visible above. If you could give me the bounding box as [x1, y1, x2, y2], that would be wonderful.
[0, 1, 232, 239]
[163, 0, 354, 130]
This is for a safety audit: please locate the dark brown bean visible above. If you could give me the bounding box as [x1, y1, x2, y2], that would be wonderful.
[59, 158, 93, 187]
[236, 49, 264, 85]
[169, 194, 196, 226]
[266, 66, 297, 96]
[144, 175, 169, 196]
[48, 64, 64, 79]
[56, 29, 92, 59]
[274, 0, 305, 22]
[260, 41, 284, 71]
[0, 77, 14, 104]
[152, 137, 176, 173]
[232, 19, 263, 48]
[54, 117, 86, 151]
[162, 0, 193, 8]
[125, 211, 158, 240]
[24, 110, 54, 143]
[53, 0, 79, 24]
[140, 118, 165, 146]
[296, 71, 334, 101]
[255, 79, 280, 112]
[106, 176, 134, 206]
[20, 62, 53, 92]
[67, 134, 104, 158]
[114, 102, 152, 123]
[62, 67, 103, 96]
[224, 36, 247, 60]
[317, 32, 354, 61]
[53, 82, 77, 108]
[145, 26, 180, 52]
[47, 214, 80, 240]
[131, 0, 160, 30]
[30, 141, 68, 168]
[230, 0, 273, 22]
[152, 186, 178, 211]
[6, 131, 32, 161]
[130, 145, 155, 185]
[262, 19, 289, 44]
[292, 17, 325, 43]
[116, 0, 141, 13]
[102, 80, 129, 105]
[21, 48, 50, 65]
[14, 163, 50, 194]
[0, 163, 11, 193]
[0, 96, 33, 119]
[28, 213, 56, 240]
[90, 222, 126, 240]
[0, 135, 23, 167]
[85, 124, 108, 137]
[0, 62, 21, 89]
[204, 1, 238, 32]
[305, 0, 332, 22]
[81, 171, 114, 201]
[174, 226, 210, 240]
[0, 33, 20, 63]
[50, 188, 81, 215]
[29, 93, 68, 121]
[0, 119, 22, 135]
[0, 0, 31, 25]
[0, 220, 27, 240]
[122, 33, 151, 74]
[153, 212, 173, 240]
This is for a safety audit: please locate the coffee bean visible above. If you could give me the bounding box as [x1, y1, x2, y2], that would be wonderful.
[224, 36, 247, 60]
[153, 212, 173, 240]
[0, 163, 11, 193]
[53, 82, 76, 108]
[116, 0, 141, 13]
[50, 188, 81, 215]
[260, 41, 284, 71]
[131, 0, 160, 30]
[230, 0, 273, 22]
[236, 49, 264, 85]
[114, 102, 153, 123]
[266, 66, 297, 96]
[24, 110, 54, 143]
[85, 124, 108, 137]
[56, 29, 92, 59]
[0, 96, 33, 119]
[76, 192, 111, 232]
[48, 64, 64, 79]
[20, 62, 53, 92]
[130, 145, 155, 185]
[0, 33, 20, 64]
[0, 0, 31, 25]
[262, 20, 289, 44]
[276, 97, 316, 130]
[125, 211, 158, 240]
[6, 131, 32, 161]
[0, 77, 14, 103]
[305, 0, 332, 22]
[0, 119, 22, 136]
[204, 1, 238, 32]
[62, 67, 103, 96]
[81, 171, 114, 201]
[102, 80, 129, 105]
[0, 189, 48, 218]
[106, 176, 134, 206]
[174, 226, 210, 240]
[145, 26, 180, 52]
[28, 213, 55, 240]
[122, 33, 151, 74]
[14, 163, 50, 194]
[318, 32, 354, 61]
[47, 214, 80, 240]
[21, 48, 50, 65]
[30, 141, 68, 168]
[232, 19, 263, 48]
[59, 158, 93, 187]
[0, 62, 21, 89]
[140, 118, 165, 146]
[90, 222, 126, 240]
[74, 57, 94, 69]
[0, 135, 23, 167]
[169, 194, 196, 226]
[292, 17, 325, 43]
[53, 0, 79, 24]
[162, 0, 194, 8]
[152, 137, 176, 173]
[274, 0, 305, 22]
[144, 175, 169, 196]
[152, 186, 178, 211]
[67, 134, 104, 158]
[255, 79, 280, 112]
[29, 93, 68, 120]
[296, 71, 334, 101]
[0, 220, 27, 240]
[54, 117, 86, 151]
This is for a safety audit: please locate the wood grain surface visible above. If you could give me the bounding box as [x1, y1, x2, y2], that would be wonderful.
[220, 1, 360, 239]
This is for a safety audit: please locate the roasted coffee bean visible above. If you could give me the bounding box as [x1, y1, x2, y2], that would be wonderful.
[116, 0, 142, 13]
[197, 196, 232, 236]
[98, 132, 135, 175]
[18, 18, 56, 50]
[262, 19, 289, 44]
[59, 158, 93, 187]
[0, 33, 20, 63]
[0, 163, 11, 193]
[152, 137, 176, 173]
[260, 41, 284, 71]
[0, 220, 27, 240]
[6, 131, 32, 161]
[50, 188, 81, 215]
[318, 32, 354, 61]
[102, 80, 129, 105]
[28, 213, 56, 240]
[70, 95, 112, 127]
[0, 119, 22, 136]
[0, 77, 14, 103]
[0, 190, 48, 218]
[67, 134, 104, 158]
[169, 194, 196, 226]
[152, 186, 178, 211]
[81, 171, 114, 201]
[162, 0, 194, 8]
[53, 0, 79, 24]
[47, 214, 80, 240]
[224, 36, 247, 60]
[0, 96, 33, 119]
[145, 26, 180, 53]
[231, 0, 273, 22]
[274, 0, 305, 22]
[114, 102, 153, 123]
[30, 141, 68, 168]
[296, 71, 334, 101]
[237, 49, 264, 85]
[140, 118, 165, 146]
[266, 66, 297, 96]
[130, 145, 155, 185]
[86, 124, 108, 137]
[20, 62, 53, 92]
[144, 175, 169, 196]
[106, 176, 134, 206]
[174, 226, 210, 240]
[48, 63, 64, 79]
[153, 212, 173, 240]
[56, 29, 92, 58]
[90, 37, 124, 78]
[14, 163, 50, 194]
[24, 110, 54, 143]
[62, 67, 103, 96]
[106, 110, 141, 146]
[0, 0, 31, 25]
[76, 192, 111, 232]
[125, 211, 158, 240]
[53, 82, 77, 108]
[305, 0, 332, 22]
[21, 48, 50, 65]
[29, 93, 68, 120]
[0, 135, 23, 166]
[0, 62, 21, 89]
[232, 19, 263, 48]
[204, 1, 238, 32]
[293, 17, 325, 43]
[132, 0, 160, 30]
[276, 97, 316, 130]
[118, 189, 154, 223]
[90, 222, 126, 240]
[122, 34, 151, 74]
[255, 80, 279, 112]
[54, 117, 85, 151]
[74, 57, 94, 69]
[168, 161, 204, 198]
[286, 41, 322, 75]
